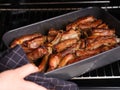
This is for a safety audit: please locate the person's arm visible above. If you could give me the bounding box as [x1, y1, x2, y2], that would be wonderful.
[0, 64, 47, 90]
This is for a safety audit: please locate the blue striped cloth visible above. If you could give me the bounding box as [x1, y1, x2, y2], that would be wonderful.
[0, 45, 79, 90]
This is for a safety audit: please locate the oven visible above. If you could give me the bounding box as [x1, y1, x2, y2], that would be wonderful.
[0, 0, 120, 89]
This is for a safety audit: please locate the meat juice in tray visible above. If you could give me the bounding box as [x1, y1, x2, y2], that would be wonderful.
[2, 7, 120, 80]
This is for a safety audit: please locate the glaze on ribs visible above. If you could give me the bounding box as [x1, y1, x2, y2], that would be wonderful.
[10, 15, 120, 72]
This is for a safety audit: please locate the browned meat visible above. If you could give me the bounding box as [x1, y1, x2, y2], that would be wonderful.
[61, 42, 80, 57]
[47, 53, 62, 71]
[66, 15, 96, 30]
[91, 29, 115, 36]
[10, 33, 42, 48]
[54, 38, 78, 52]
[47, 35, 55, 42]
[23, 36, 46, 49]
[58, 53, 75, 68]
[78, 19, 102, 30]
[48, 33, 62, 46]
[48, 28, 61, 36]
[27, 46, 48, 62]
[61, 29, 80, 41]
[69, 46, 115, 64]
[85, 35, 98, 44]
[38, 47, 52, 72]
[76, 48, 101, 57]
[38, 54, 49, 72]
[47, 28, 62, 42]
[79, 39, 86, 49]
[90, 19, 103, 28]
[97, 23, 109, 29]
[86, 36, 118, 50]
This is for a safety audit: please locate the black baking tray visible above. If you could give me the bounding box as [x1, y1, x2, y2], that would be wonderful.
[2, 7, 120, 80]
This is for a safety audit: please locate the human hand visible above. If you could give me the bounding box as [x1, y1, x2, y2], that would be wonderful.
[0, 64, 47, 90]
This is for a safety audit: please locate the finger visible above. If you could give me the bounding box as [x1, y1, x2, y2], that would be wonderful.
[14, 64, 39, 78]
[23, 80, 47, 90]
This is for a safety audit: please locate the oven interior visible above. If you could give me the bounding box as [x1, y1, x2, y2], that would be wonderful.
[0, 0, 120, 89]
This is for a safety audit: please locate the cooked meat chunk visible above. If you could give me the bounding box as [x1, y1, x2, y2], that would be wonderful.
[97, 23, 108, 29]
[66, 15, 96, 30]
[61, 29, 80, 41]
[47, 53, 62, 71]
[23, 36, 46, 49]
[54, 38, 78, 52]
[58, 53, 75, 68]
[91, 29, 115, 36]
[27, 46, 48, 62]
[78, 19, 102, 30]
[10, 33, 42, 48]
[86, 36, 118, 50]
